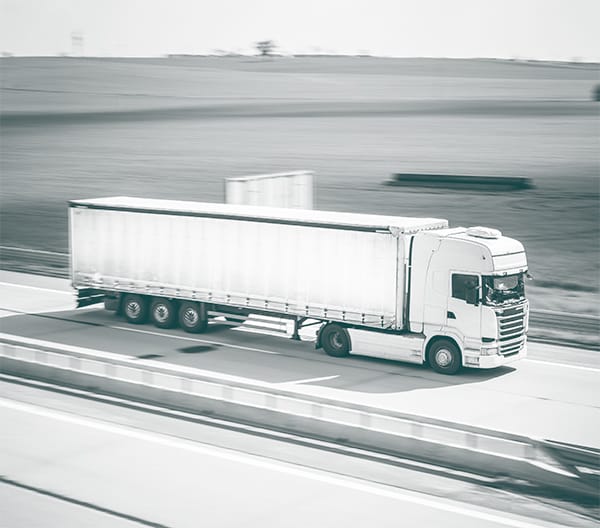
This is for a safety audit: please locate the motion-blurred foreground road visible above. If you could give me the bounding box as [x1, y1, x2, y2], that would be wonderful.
[1, 271, 599, 447]
[0, 380, 594, 528]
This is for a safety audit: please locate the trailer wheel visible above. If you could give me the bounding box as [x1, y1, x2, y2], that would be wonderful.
[428, 339, 461, 375]
[150, 298, 177, 329]
[123, 294, 149, 324]
[321, 324, 351, 357]
[179, 302, 208, 333]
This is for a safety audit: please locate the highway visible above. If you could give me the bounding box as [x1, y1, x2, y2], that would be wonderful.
[0, 379, 594, 528]
[1, 270, 599, 448]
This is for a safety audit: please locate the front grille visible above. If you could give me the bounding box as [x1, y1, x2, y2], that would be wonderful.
[497, 303, 527, 355]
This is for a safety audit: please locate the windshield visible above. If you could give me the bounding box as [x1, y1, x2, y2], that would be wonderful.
[483, 273, 525, 306]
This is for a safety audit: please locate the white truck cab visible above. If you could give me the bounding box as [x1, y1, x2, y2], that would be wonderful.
[408, 226, 528, 372]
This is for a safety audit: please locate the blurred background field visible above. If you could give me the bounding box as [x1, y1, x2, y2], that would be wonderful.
[1, 56, 598, 317]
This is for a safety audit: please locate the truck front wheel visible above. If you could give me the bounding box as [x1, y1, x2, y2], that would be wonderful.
[179, 302, 208, 333]
[150, 298, 177, 329]
[321, 324, 351, 357]
[123, 294, 149, 324]
[428, 339, 461, 375]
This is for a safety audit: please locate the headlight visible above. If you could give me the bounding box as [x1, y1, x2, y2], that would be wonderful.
[481, 347, 499, 356]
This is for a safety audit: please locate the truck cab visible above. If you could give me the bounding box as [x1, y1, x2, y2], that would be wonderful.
[409, 226, 529, 373]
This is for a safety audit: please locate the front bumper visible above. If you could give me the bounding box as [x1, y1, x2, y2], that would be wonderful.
[464, 342, 527, 369]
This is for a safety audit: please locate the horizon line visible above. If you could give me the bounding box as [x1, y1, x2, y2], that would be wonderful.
[1, 53, 599, 65]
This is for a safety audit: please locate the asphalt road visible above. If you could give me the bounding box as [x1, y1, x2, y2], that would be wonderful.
[0, 380, 594, 528]
[1, 270, 599, 448]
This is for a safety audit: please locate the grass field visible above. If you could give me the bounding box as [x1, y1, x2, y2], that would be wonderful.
[1, 56, 598, 316]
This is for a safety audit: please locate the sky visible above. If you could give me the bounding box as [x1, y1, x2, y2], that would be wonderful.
[1, 0, 599, 61]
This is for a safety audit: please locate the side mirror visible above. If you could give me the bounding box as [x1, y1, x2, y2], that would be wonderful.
[465, 285, 479, 306]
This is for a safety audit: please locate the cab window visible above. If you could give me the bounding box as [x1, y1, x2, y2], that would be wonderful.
[452, 274, 478, 301]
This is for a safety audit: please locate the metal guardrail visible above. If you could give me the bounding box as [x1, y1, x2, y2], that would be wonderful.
[1, 245, 598, 346]
[0, 332, 598, 502]
[541, 440, 600, 495]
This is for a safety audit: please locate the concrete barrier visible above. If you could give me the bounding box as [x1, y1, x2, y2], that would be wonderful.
[0, 333, 596, 502]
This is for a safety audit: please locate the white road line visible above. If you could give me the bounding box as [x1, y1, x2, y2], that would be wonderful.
[0, 305, 100, 319]
[0, 397, 553, 528]
[111, 325, 281, 355]
[0, 282, 71, 295]
[283, 375, 340, 385]
[524, 359, 600, 373]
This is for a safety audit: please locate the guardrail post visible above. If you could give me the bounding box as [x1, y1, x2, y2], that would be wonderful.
[142, 370, 153, 385]
[181, 377, 191, 393]
[69, 356, 81, 371]
[264, 393, 276, 409]
[2, 344, 16, 357]
[466, 432, 478, 449]
[311, 403, 322, 419]
[412, 422, 423, 438]
[524, 443, 537, 461]
[360, 412, 371, 428]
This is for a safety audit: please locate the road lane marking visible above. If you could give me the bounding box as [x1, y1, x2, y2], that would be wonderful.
[0, 476, 169, 528]
[283, 375, 340, 385]
[111, 325, 281, 355]
[0, 282, 71, 295]
[0, 397, 556, 528]
[0, 305, 98, 319]
[523, 359, 600, 373]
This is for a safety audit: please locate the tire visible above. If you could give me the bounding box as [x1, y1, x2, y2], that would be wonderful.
[150, 298, 177, 329]
[178, 302, 208, 333]
[123, 294, 149, 324]
[321, 324, 351, 357]
[428, 339, 462, 375]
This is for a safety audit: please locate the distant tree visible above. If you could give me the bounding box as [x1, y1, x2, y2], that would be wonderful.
[594, 84, 600, 102]
[256, 40, 276, 56]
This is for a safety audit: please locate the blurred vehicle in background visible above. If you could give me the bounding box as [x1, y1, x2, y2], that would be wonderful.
[225, 170, 314, 209]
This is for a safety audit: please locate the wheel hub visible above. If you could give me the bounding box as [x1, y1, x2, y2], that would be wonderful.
[435, 348, 452, 367]
[183, 308, 199, 325]
[126, 302, 140, 317]
[154, 305, 169, 322]
[332, 332, 343, 348]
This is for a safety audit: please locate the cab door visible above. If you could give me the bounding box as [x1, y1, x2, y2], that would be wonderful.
[447, 273, 481, 351]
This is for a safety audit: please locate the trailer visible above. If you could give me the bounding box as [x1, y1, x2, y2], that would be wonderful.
[70, 197, 529, 374]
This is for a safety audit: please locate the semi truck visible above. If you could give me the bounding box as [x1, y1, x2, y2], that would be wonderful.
[70, 196, 529, 375]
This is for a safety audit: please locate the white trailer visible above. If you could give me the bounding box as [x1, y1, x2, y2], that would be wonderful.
[70, 197, 529, 374]
[225, 170, 314, 209]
